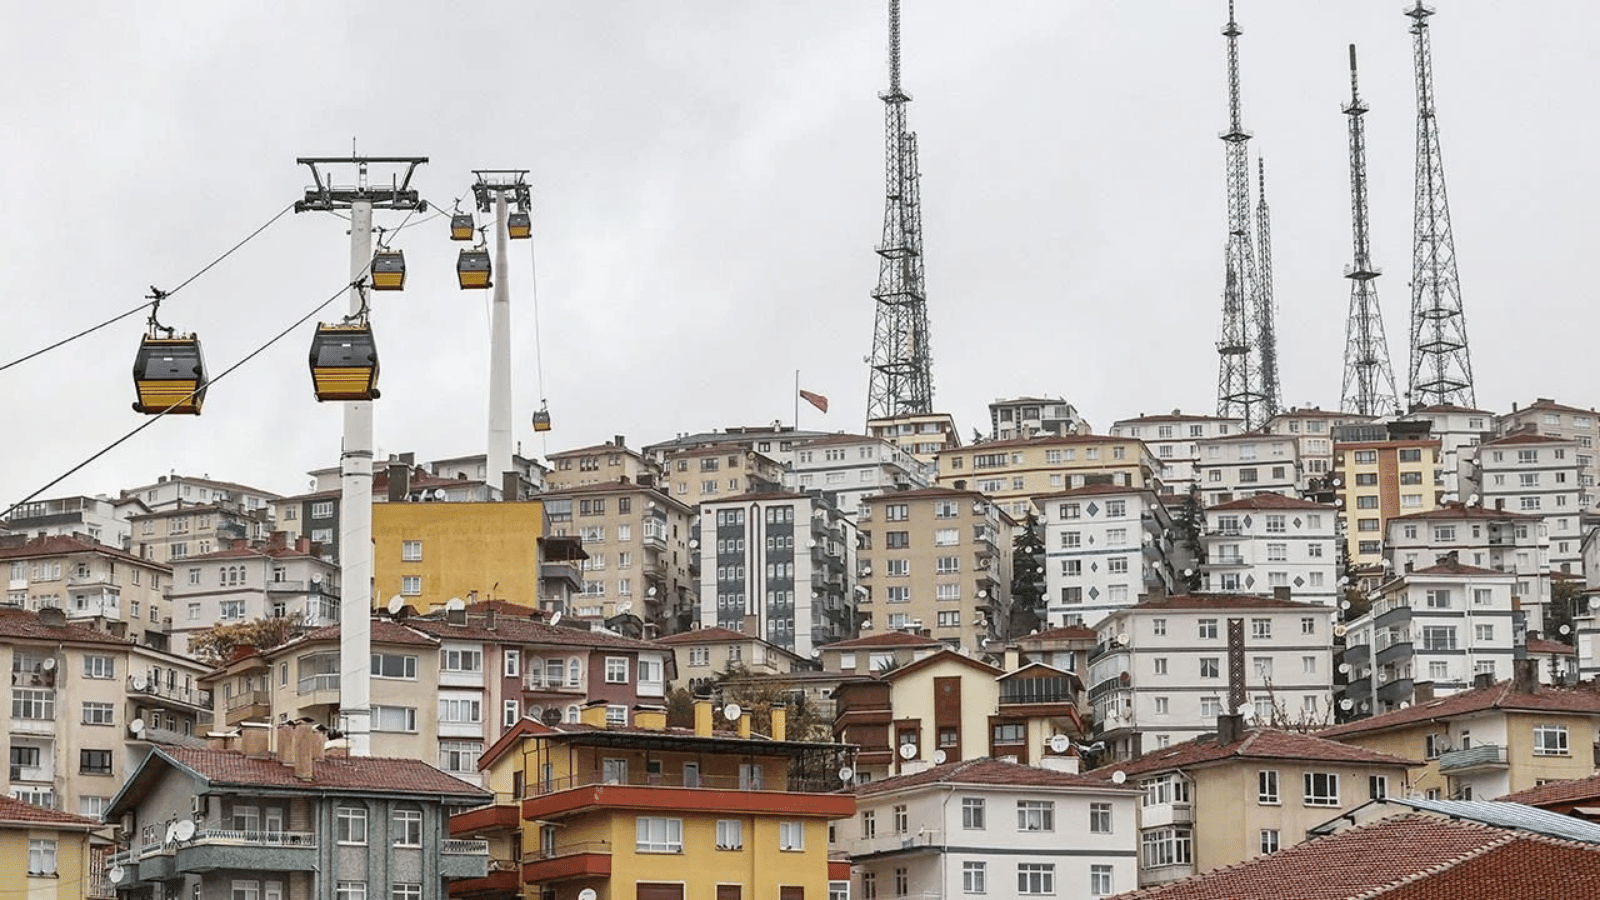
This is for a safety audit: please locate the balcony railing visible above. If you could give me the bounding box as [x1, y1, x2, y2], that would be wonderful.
[227, 689, 271, 711]
[131, 676, 214, 710]
[1000, 675, 1077, 706]
[530, 770, 836, 797]
[297, 674, 339, 695]
[193, 829, 316, 846]
[443, 839, 490, 855]
[1438, 744, 1508, 773]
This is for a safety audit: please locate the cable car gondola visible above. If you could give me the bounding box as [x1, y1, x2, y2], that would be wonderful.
[132, 333, 207, 415]
[370, 249, 406, 291]
[450, 213, 475, 241]
[532, 403, 552, 432]
[457, 248, 492, 290]
[506, 211, 532, 240]
[308, 323, 380, 402]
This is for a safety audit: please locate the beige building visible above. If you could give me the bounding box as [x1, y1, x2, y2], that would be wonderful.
[937, 434, 1162, 521]
[655, 625, 806, 694]
[857, 486, 1014, 651]
[989, 395, 1093, 440]
[1104, 720, 1418, 887]
[1334, 436, 1443, 566]
[1, 493, 148, 551]
[662, 442, 786, 506]
[1401, 403, 1497, 502]
[1498, 397, 1600, 507]
[1192, 432, 1302, 507]
[869, 412, 962, 463]
[540, 480, 696, 629]
[164, 533, 340, 655]
[819, 630, 946, 675]
[789, 433, 934, 516]
[1110, 412, 1243, 499]
[1264, 407, 1375, 484]
[0, 796, 106, 900]
[118, 473, 280, 515]
[2, 534, 174, 650]
[544, 437, 662, 491]
[127, 501, 273, 566]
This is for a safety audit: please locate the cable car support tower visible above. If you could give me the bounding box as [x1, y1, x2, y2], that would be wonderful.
[294, 154, 428, 757]
[865, 0, 934, 422]
[471, 170, 532, 496]
[1405, 2, 1474, 408]
[1340, 45, 1400, 416]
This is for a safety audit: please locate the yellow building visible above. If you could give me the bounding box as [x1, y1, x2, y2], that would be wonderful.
[1333, 437, 1441, 566]
[546, 439, 663, 492]
[457, 700, 855, 900]
[374, 501, 545, 611]
[935, 434, 1161, 520]
[0, 795, 106, 899]
[661, 443, 787, 506]
[868, 412, 962, 463]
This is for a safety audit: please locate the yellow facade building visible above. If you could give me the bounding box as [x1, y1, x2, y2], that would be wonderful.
[374, 501, 545, 611]
[935, 434, 1161, 520]
[0, 796, 105, 899]
[1334, 437, 1441, 566]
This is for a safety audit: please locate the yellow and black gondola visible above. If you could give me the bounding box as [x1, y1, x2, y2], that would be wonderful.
[308, 323, 380, 402]
[506, 211, 532, 240]
[531, 404, 552, 432]
[132, 334, 207, 415]
[450, 213, 476, 241]
[457, 248, 492, 290]
[370, 249, 406, 291]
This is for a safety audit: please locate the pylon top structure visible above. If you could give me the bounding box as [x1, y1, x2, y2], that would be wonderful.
[1340, 44, 1400, 416]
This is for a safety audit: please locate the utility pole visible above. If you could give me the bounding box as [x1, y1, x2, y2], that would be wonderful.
[1213, 1, 1267, 429]
[1405, 2, 1475, 408]
[471, 170, 532, 497]
[295, 154, 427, 757]
[1339, 44, 1400, 416]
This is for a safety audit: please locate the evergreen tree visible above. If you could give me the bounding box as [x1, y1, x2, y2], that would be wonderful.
[1173, 485, 1206, 592]
[1008, 511, 1048, 638]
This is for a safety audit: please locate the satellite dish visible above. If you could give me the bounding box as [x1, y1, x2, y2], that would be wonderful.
[1338, 662, 1351, 674]
[1339, 600, 1351, 610]
[838, 766, 855, 783]
[1111, 770, 1127, 785]
[109, 865, 127, 884]
[550, 611, 563, 626]
[1339, 698, 1354, 711]
[131, 674, 148, 691]
[1183, 568, 1195, 577]
[434, 488, 449, 501]
[722, 703, 743, 721]
[618, 603, 633, 615]
[1561, 624, 1573, 635]
[689, 538, 699, 549]
[580, 890, 599, 900]
[129, 718, 146, 736]
[811, 649, 822, 658]
[978, 589, 989, 599]
[174, 820, 196, 842]
[40, 658, 55, 672]
[807, 539, 817, 548]
[164, 823, 179, 845]
[1467, 493, 1479, 505]
[1333, 624, 1348, 638]
[386, 595, 404, 615]
[1589, 596, 1600, 611]
[1399, 701, 1411, 709]
[1235, 702, 1252, 716]
[647, 586, 658, 597]
[1116, 632, 1130, 646]
[933, 749, 948, 765]
[1049, 734, 1070, 754]
[1240, 708, 1257, 723]
[899, 743, 918, 760]
[446, 597, 466, 611]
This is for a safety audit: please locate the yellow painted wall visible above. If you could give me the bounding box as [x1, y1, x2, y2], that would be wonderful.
[890, 659, 999, 764]
[0, 827, 91, 900]
[606, 813, 827, 900]
[373, 501, 544, 611]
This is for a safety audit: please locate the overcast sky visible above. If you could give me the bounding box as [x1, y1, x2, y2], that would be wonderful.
[2, 1, 1594, 510]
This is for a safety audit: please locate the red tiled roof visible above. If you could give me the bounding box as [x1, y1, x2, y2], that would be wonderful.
[1499, 773, 1600, 808]
[945, 433, 1135, 452]
[867, 485, 986, 501]
[794, 433, 881, 448]
[883, 648, 1001, 681]
[1016, 624, 1098, 644]
[1481, 432, 1575, 447]
[0, 608, 135, 647]
[1104, 727, 1418, 779]
[1526, 638, 1576, 656]
[1114, 413, 1241, 424]
[159, 747, 488, 799]
[182, 543, 318, 562]
[405, 614, 663, 650]
[1207, 493, 1336, 512]
[546, 443, 638, 458]
[1389, 502, 1539, 522]
[123, 475, 283, 499]
[1509, 399, 1594, 416]
[1317, 681, 1600, 738]
[1408, 561, 1508, 577]
[1410, 403, 1496, 415]
[1031, 483, 1152, 501]
[1130, 593, 1329, 612]
[656, 626, 754, 645]
[823, 631, 945, 650]
[857, 757, 1134, 796]
[274, 489, 342, 503]
[0, 533, 167, 569]
[0, 796, 103, 829]
[1109, 814, 1600, 900]
[295, 619, 440, 648]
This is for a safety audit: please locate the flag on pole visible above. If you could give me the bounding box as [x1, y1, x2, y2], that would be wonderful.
[799, 389, 829, 414]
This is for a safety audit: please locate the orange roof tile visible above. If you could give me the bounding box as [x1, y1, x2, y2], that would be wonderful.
[655, 626, 756, 645]
[857, 757, 1134, 796]
[158, 747, 489, 799]
[1389, 502, 1539, 521]
[1131, 593, 1329, 612]
[1481, 432, 1575, 447]
[1317, 681, 1600, 738]
[1525, 638, 1576, 656]
[1207, 493, 1337, 512]
[0, 796, 103, 829]
[1017, 624, 1099, 644]
[0, 533, 167, 569]
[1407, 561, 1508, 577]
[1103, 727, 1419, 779]
[1499, 773, 1600, 808]
[823, 631, 945, 650]
[0, 608, 136, 647]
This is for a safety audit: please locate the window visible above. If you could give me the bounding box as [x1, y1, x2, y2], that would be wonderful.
[311, 500, 335, 519]
[337, 806, 369, 844]
[1198, 619, 1218, 639]
[1200, 658, 1220, 678]
[391, 887, 421, 900]
[1303, 772, 1340, 806]
[1534, 725, 1569, 756]
[442, 648, 483, 672]
[605, 657, 629, 683]
[11, 688, 54, 720]
[80, 749, 113, 774]
[636, 816, 684, 853]
[372, 654, 417, 679]
[1089, 802, 1112, 834]
[392, 808, 422, 847]
[963, 861, 987, 894]
[1154, 696, 1170, 715]
[962, 797, 985, 829]
[1258, 770, 1279, 804]
[335, 883, 366, 900]
[993, 723, 1026, 744]
[400, 575, 421, 596]
[1369, 775, 1388, 799]
[934, 528, 959, 546]
[1260, 829, 1280, 854]
[711, 818, 744, 850]
[1251, 618, 1272, 639]
[372, 705, 417, 732]
[220, 598, 245, 620]
[779, 821, 805, 850]
[27, 839, 56, 876]
[860, 810, 876, 839]
[1154, 658, 1169, 675]
[439, 697, 482, 724]
[1090, 865, 1114, 897]
[893, 804, 909, 835]
[82, 655, 115, 680]
[1016, 800, 1054, 832]
[401, 540, 422, 561]
[1422, 626, 1457, 651]
[1017, 863, 1054, 895]
[82, 701, 115, 725]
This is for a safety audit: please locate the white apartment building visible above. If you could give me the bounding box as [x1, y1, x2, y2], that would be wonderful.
[990, 396, 1093, 440]
[1498, 397, 1600, 508]
[1109, 412, 1244, 499]
[1467, 432, 1583, 574]
[1201, 495, 1339, 606]
[1, 534, 174, 649]
[164, 535, 341, 655]
[1, 494, 148, 550]
[788, 433, 933, 516]
[1035, 484, 1184, 629]
[1192, 433, 1301, 507]
[1264, 407, 1374, 485]
[1087, 593, 1337, 760]
[118, 473, 280, 516]
[1385, 504, 1550, 628]
[840, 757, 1140, 900]
[697, 491, 856, 657]
[1338, 561, 1520, 717]
[1402, 403, 1496, 502]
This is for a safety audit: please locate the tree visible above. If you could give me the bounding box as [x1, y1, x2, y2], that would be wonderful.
[665, 685, 696, 728]
[1549, 579, 1582, 645]
[714, 665, 829, 742]
[188, 615, 303, 665]
[1007, 511, 1048, 639]
[1172, 486, 1206, 592]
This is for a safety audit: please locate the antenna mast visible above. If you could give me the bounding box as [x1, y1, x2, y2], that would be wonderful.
[1214, 1, 1267, 429]
[1255, 157, 1281, 420]
[865, 0, 934, 421]
[1405, 2, 1474, 408]
[1340, 45, 1400, 416]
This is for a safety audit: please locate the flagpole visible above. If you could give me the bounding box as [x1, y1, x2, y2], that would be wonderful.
[794, 369, 800, 430]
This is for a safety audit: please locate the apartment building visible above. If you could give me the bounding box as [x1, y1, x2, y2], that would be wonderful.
[643, 423, 831, 471]
[118, 473, 280, 515]
[1334, 435, 1442, 567]
[657, 625, 807, 695]
[426, 451, 547, 498]
[373, 500, 546, 614]
[1, 493, 147, 550]
[468, 700, 855, 900]
[1339, 561, 1522, 715]
[661, 442, 786, 506]
[544, 438, 662, 491]
[1498, 397, 1600, 507]
[936, 434, 1161, 521]
[1385, 503, 1551, 620]
[542, 480, 696, 629]
[857, 487, 1013, 651]
[1, 534, 174, 649]
[1467, 432, 1583, 573]
[106, 724, 490, 900]
[1192, 433, 1302, 507]
[789, 433, 933, 516]
[697, 490, 856, 657]
[0, 797, 106, 900]
[1087, 593, 1337, 760]
[127, 501, 272, 565]
[164, 534, 339, 655]
[818, 630, 945, 675]
[1035, 483, 1185, 629]
[989, 395, 1092, 440]
[1319, 661, 1600, 802]
[1264, 407, 1374, 485]
[1103, 720, 1417, 887]
[1011, 624, 1100, 679]
[0, 606, 212, 819]
[1202, 495, 1339, 606]
[868, 412, 962, 462]
[1109, 412, 1244, 499]
[841, 757, 1138, 900]
[1401, 403, 1496, 502]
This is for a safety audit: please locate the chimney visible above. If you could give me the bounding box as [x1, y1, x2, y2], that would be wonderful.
[742, 615, 759, 637]
[485, 607, 497, 631]
[501, 471, 521, 501]
[1003, 647, 1021, 672]
[580, 700, 609, 727]
[399, 452, 415, 466]
[634, 705, 668, 731]
[619, 475, 631, 485]
[694, 699, 714, 737]
[736, 711, 752, 739]
[1473, 671, 1495, 691]
[289, 722, 325, 781]
[387, 462, 410, 502]
[266, 531, 287, 551]
[1414, 681, 1435, 703]
[953, 479, 968, 491]
[205, 731, 239, 751]
[240, 722, 271, 758]
[1037, 755, 1080, 774]
[613, 435, 626, 448]
[1512, 658, 1539, 694]
[770, 704, 787, 742]
[1217, 713, 1245, 745]
[1272, 585, 1292, 603]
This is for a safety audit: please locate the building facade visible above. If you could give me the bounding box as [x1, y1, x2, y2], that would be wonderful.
[1201, 495, 1339, 606]
[1467, 432, 1583, 574]
[1334, 437, 1443, 567]
[936, 435, 1162, 522]
[1384, 504, 1551, 623]
[2, 534, 174, 649]
[164, 534, 339, 655]
[989, 396, 1092, 440]
[0, 796, 106, 900]
[1035, 484, 1184, 629]
[372, 500, 546, 614]
[1192, 433, 1302, 507]
[868, 412, 962, 463]
[544, 438, 662, 492]
[0, 494, 147, 551]
[1401, 403, 1496, 502]
[661, 442, 786, 506]
[541, 481, 697, 629]
[788, 434, 933, 516]
[1498, 398, 1600, 508]
[1109, 412, 1244, 499]
[1263, 407, 1374, 485]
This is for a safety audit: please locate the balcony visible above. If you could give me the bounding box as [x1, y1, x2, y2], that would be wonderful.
[523, 674, 583, 695]
[642, 530, 667, 551]
[1209, 553, 1246, 567]
[172, 829, 318, 873]
[522, 840, 613, 884]
[1375, 640, 1414, 668]
[1341, 643, 1370, 665]
[224, 689, 272, 726]
[130, 675, 214, 712]
[1140, 802, 1194, 829]
[541, 561, 583, 591]
[523, 770, 854, 823]
[297, 674, 340, 707]
[451, 799, 521, 835]
[1376, 677, 1415, 706]
[1000, 675, 1077, 708]
[441, 838, 491, 880]
[1439, 744, 1508, 774]
[451, 858, 520, 895]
